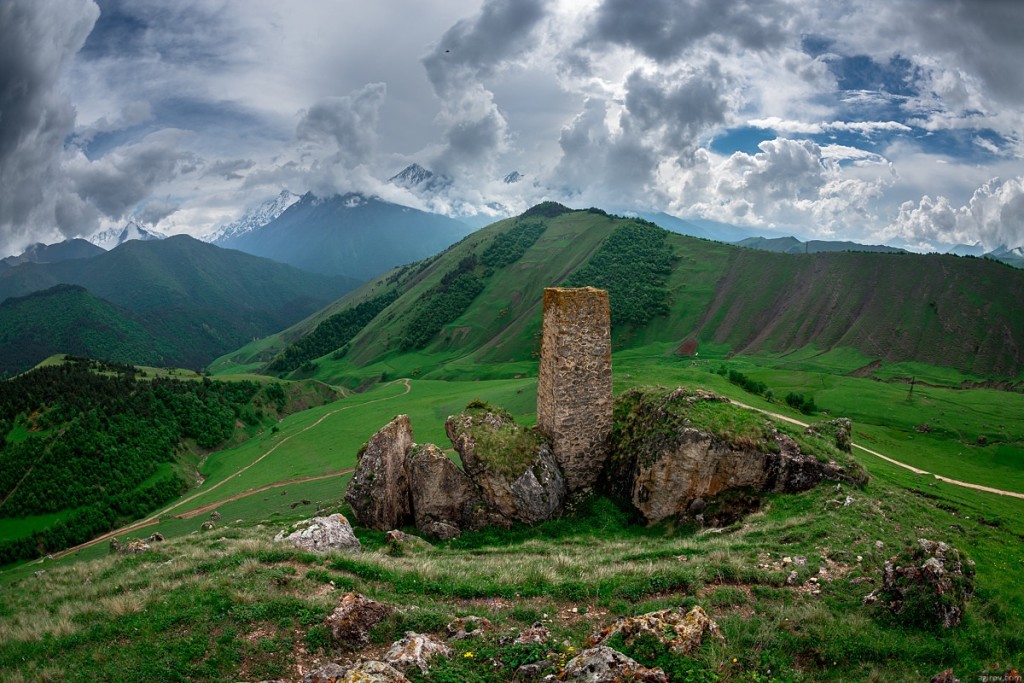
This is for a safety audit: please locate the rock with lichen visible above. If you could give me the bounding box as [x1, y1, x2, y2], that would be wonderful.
[864, 538, 975, 628]
[345, 415, 414, 530]
[588, 606, 724, 656]
[325, 592, 394, 648]
[560, 646, 668, 683]
[445, 402, 565, 524]
[384, 631, 452, 674]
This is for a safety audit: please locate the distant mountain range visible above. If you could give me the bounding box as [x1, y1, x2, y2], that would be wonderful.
[0, 236, 357, 374]
[734, 235, 906, 255]
[0, 239, 103, 270]
[216, 191, 474, 279]
[219, 203, 1024, 381]
[203, 190, 301, 243]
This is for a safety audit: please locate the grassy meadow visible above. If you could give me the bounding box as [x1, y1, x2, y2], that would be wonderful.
[1, 344, 1022, 681]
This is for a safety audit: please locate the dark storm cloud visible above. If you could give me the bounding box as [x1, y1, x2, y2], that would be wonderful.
[623, 64, 732, 162]
[0, 0, 99, 249]
[422, 0, 548, 95]
[297, 83, 387, 166]
[587, 0, 793, 62]
[861, 0, 1024, 107]
[422, 0, 548, 175]
[66, 131, 199, 221]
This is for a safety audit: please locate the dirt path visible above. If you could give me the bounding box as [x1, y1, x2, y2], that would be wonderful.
[175, 469, 354, 519]
[729, 399, 1024, 500]
[49, 379, 412, 560]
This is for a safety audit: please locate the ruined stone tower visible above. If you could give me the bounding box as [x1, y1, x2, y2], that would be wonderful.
[536, 286, 613, 494]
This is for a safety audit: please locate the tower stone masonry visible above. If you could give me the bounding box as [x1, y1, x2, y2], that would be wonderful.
[536, 286, 613, 494]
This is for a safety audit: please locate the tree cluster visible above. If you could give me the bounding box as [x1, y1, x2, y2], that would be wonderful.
[267, 290, 400, 373]
[0, 358, 273, 564]
[564, 222, 676, 328]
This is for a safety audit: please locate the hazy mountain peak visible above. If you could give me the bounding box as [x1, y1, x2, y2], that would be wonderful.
[1, 238, 105, 267]
[207, 190, 301, 243]
[388, 163, 452, 193]
[503, 170, 523, 184]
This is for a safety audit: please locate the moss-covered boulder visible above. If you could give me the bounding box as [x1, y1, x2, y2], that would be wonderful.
[603, 387, 866, 524]
[445, 401, 566, 524]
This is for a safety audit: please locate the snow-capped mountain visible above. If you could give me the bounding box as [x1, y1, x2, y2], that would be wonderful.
[206, 190, 301, 244]
[88, 221, 166, 250]
[388, 163, 453, 193]
[503, 170, 523, 184]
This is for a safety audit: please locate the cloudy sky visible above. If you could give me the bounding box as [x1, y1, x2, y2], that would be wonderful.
[2, 0, 1024, 257]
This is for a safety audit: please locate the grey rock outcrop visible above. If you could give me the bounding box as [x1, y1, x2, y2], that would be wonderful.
[274, 513, 360, 554]
[537, 287, 613, 494]
[561, 646, 668, 683]
[384, 631, 452, 674]
[864, 538, 975, 628]
[345, 415, 414, 530]
[605, 387, 865, 524]
[405, 442, 482, 538]
[446, 406, 565, 524]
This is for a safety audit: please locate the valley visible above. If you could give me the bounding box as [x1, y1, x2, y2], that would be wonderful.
[0, 205, 1021, 682]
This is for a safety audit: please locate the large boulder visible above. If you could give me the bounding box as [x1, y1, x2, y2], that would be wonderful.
[560, 646, 668, 683]
[589, 606, 723, 656]
[274, 513, 360, 553]
[326, 592, 394, 648]
[604, 388, 865, 523]
[345, 415, 414, 530]
[384, 631, 452, 674]
[864, 539, 975, 628]
[405, 442, 484, 538]
[446, 403, 566, 524]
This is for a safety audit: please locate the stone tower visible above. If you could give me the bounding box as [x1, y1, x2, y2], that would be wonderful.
[536, 286, 613, 494]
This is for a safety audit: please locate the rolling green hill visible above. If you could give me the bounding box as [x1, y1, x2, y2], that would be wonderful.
[0, 285, 169, 376]
[214, 204, 1024, 383]
[0, 236, 361, 373]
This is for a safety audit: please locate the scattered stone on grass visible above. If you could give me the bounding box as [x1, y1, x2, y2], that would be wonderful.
[589, 606, 724, 656]
[384, 631, 452, 674]
[864, 538, 975, 629]
[274, 513, 361, 554]
[560, 646, 668, 683]
[325, 592, 394, 648]
[446, 615, 494, 640]
[385, 529, 432, 554]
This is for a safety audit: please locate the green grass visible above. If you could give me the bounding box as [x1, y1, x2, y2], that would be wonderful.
[3, 336, 1023, 680]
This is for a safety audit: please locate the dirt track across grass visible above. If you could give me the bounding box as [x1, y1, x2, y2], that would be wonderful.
[49, 379, 412, 560]
[729, 399, 1024, 500]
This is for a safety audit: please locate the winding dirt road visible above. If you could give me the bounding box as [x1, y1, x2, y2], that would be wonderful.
[729, 399, 1024, 500]
[50, 379, 412, 560]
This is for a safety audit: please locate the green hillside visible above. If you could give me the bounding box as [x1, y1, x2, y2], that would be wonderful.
[0, 285, 170, 376]
[0, 236, 361, 373]
[214, 204, 1024, 383]
[0, 356, 340, 564]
